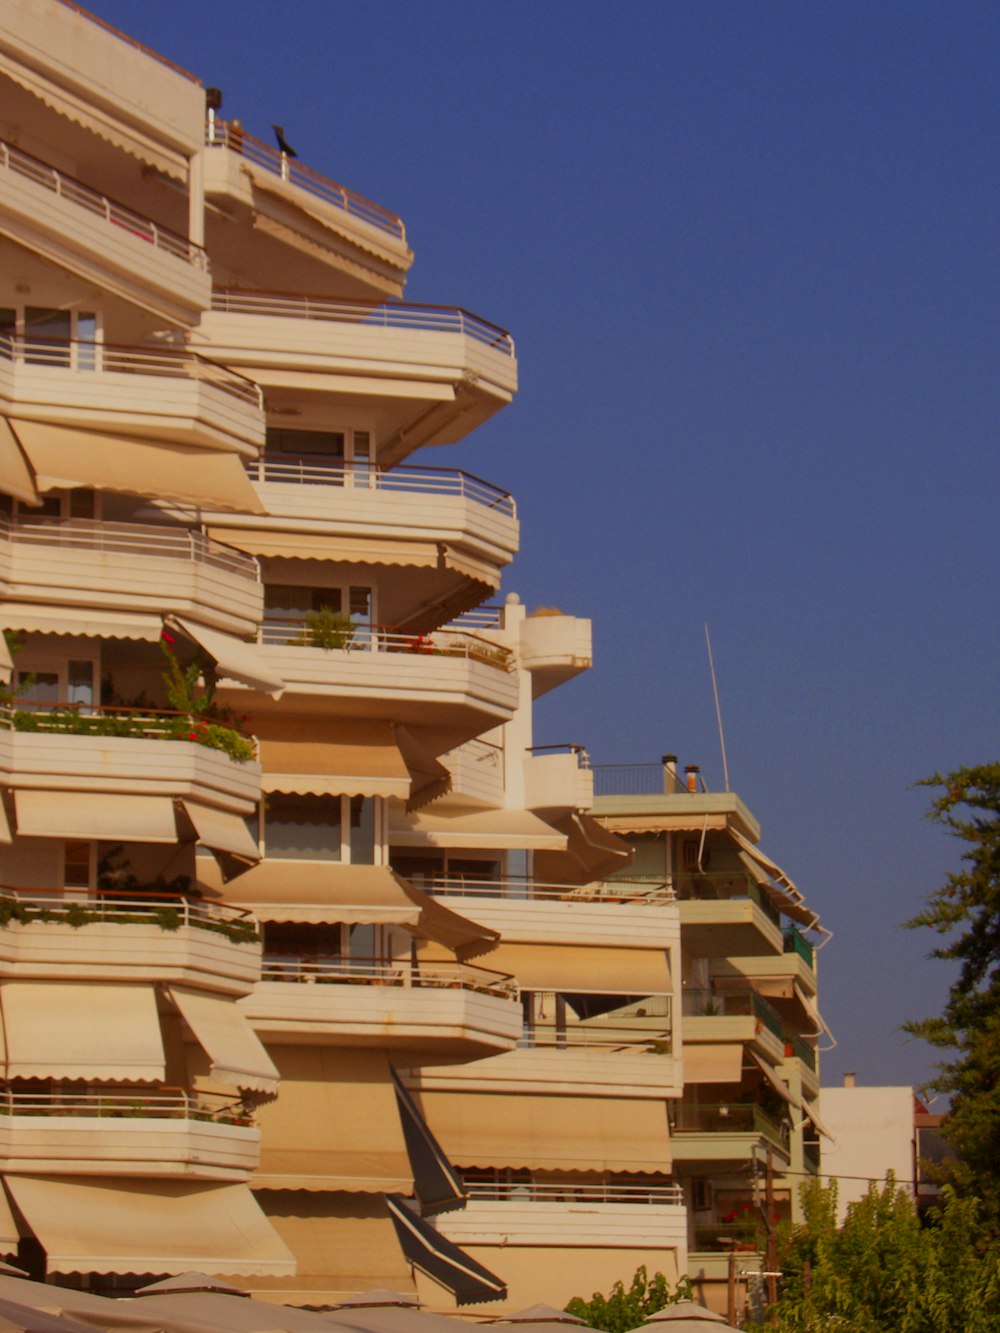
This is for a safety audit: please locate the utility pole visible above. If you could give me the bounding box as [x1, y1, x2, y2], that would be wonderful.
[727, 1243, 738, 1327]
[765, 1145, 778, 1307]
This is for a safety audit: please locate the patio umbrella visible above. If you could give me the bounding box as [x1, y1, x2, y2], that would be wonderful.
[0, 1299, 116, 1333]
[326, 1305, 460, 1333]
[134, 1277, 249, 1299]
[642, 1305, 729, 1325]
[490, 1309, 584, 1326]
[129, 1292, 364, 1333]
[330, 1295, 420, 1311]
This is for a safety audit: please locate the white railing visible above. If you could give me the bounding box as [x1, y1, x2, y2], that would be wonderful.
[445, 606, 504, 631]
[205, 122, 406, 241]
[2, 891, 258, 938]
[258, 619, 514, 671]
[214, 289, 514, 357]
[0, 137, 207, 268]
[526, 742, 591, 767]
[417, 877, 675, 903]
[0, 1086, 252, 1124]
[0, 334, 261, 408]
[0, 514, 258, 579]
[461, 1180, 684, 1206]
[247, 455, 515, 516]
[260, 956, 517, 999]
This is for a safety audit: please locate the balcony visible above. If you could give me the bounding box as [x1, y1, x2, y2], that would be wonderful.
[203, 125, 411, 299]
[232, 454, 518, 570]
[0, 335, 263, 454]
[675, 872, 784, 958]
[0, 893, 260, 995]
[417, 877, 677, 950]
[0, 139, 210, 324]
[518, 614, 592, 698]
[440, 738, 505, 809]
[234, 623, 519, 736]
[523, 745, 593, 813]
[0, 1086, 259, 1181]
[0, 516, 262, 638]
[0, 705, 260, 812]
[671, 1103, 790, 1165]
[681, 987, 786, 1064]
[239, 956, 522, 1058]
[437, 1180, 687, 1252]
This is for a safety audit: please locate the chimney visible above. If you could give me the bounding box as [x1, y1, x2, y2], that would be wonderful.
[685, 764, 700, 794]
[661, 754, 679, 794]
[844, 1071, 856, 1088]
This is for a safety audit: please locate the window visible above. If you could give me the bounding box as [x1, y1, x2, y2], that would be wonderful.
[16, 659, 97, 709]
[64, 842, 92, 891]
[264, 427, 374, 484]
[264, 794, 380, 864]
[264, 583, 375, 645]
[2, 308, 101, 369]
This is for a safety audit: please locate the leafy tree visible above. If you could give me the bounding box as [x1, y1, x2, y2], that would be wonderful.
[566, 1265, 692, 1333]
[903, 763, 1000, 1221]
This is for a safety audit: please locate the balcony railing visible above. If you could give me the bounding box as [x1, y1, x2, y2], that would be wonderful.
[205, 122, 405, 241]
[1, 891, 259, 943]
[672, 872, 781, 928]
[692, 1221, 762, 1252]
[445, 606, 504, 631]
[259, 618, 514, 672]
[415, 876, 675, 904]
[783, 1031, 817, 1072]
[0, 137, 207, 267]
[0, 334, 261, 407]
[461, 1180, 684, 1206]
[213, 289, 514, 356]
[784, 925, 815, 966]
[260, 955, 517, 999]
[0, 1085, 251, 1124]
[525, 743, 591, 766]
[0, 514, 258, 579]
[0, 703, 256, 764]
[673, 1103, 789, 1149]
[521, 991, 672, 1052]
[591, 762, 670, 797]
[247, 453, 515, 516]
[681, 987, 785, 1040]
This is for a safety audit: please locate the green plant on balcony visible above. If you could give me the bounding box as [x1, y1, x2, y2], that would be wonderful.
[296, 607, 355, 651]
[160, 636, 254, 762]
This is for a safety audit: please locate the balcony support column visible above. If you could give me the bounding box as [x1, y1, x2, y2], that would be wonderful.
[188, 149, 205, 248]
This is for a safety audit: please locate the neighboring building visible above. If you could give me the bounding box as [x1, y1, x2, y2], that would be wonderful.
[0, 0, 688, 1313]
[821, 1075, 952, 1224]
[591, 758, 829, 1317]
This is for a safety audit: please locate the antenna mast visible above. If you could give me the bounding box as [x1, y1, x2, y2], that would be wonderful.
[705, 622, 730, 792]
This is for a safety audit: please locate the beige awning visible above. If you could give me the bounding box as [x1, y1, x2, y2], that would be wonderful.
[177, 802, 260, 880]
[804, 1099, 837, 1143]
[0, 56, 193, 180]
[793, 982, 831, 1038]
[400, 879, 498, 962]
[254, 1047, 412, 1192]
[440, 546, 501, 589]
[732, 830, 821, 931]
[8, 422, 265, 513]
[598, 813, 725, 835]
[395, 727, 451, 812]
[750, 1050, 800, 1108]
[13, 792, 179, 843]
[413, 1090, 671, 1173]
[0, 1183, 20, 1253]
[259, 719, 411, 800]
[207, 528, 442, 565]
[0, 604, 161, 640]
[0, 633, 11, 686]
[166, 985, 278, 1093]
[3, 1176, 296, 1276]
[536, 812, 633, 884]
[0, 982, 165, 1081]
[0, 417, 39, 506]
[200, 860, 422, 927]
[683, 1042, 745, 1085]
[485, 943, 670, 995]
[167, 618, 283, 699]
[389, 808, 567, 851]
[0, 797, 11, 845]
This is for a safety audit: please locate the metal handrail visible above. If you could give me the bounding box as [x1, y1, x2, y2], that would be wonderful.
[784, 1031, 818, 1071]
[417, 876, 675, 903]
[461, 1180, 684, 1206]
[525, 743, 591, 766]
[590, 762, 672, 797]
[258, 619, 515, 671]
[247, 454, 515, 516]
[0, 514, 258, 578]
[4, 890, 255, 932]
[213, 289, 513, 356]
[205, 121, 405, 241]
[0, 1086, 252, 1123]
[260, 955, 517, 998]
[671, 872, 782, 927]
[0, 138, 207, 267]
[784, 925, 815, 966]
[0, 333, 261, 407]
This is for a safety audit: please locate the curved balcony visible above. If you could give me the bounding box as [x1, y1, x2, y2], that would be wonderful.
[518, 614, 593, 698]
[417, 877, 678, 950]
[0, 516, 262, 638]
[0, 704, 260, 811]
[240, 956, 521, 1058]
[523, 744, 593, 812]
[199, 290, 516, 457]
[0, 1086, 259, 1181]
[0, 893, 260, 995]
[0, 335, 263, 454]
[0, 138, 210, 325]
[234, 623, 519, 736]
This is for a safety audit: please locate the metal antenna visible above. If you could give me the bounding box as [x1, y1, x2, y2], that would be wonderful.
[705, 622, 730, 792]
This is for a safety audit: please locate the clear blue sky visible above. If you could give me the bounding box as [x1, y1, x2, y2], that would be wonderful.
[83, 0, 997, 1092]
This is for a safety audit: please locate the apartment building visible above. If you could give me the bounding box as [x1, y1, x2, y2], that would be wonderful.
[0, 0, 689, 1313]
[591, 759, 829, 1314]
